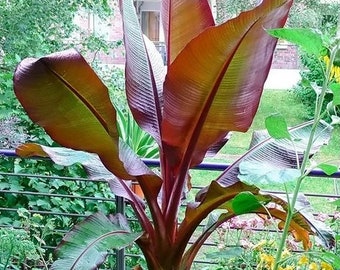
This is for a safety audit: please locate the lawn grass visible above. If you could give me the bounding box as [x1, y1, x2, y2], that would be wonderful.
[208, 88, 339, 164]
[219, 89, 311, 157]
[189, 89, 339, 213]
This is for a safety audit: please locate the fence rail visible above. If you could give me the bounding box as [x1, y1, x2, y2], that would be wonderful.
[1, 149, 339, 269]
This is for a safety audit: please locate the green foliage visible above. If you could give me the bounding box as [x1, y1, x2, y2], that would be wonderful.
[267, 28, 325, 56]
[265, 114, 291, 140]
[215, 0, 259, 24]
[0, 207, 60, 269]
[0, 157, 117, 249]
[0, 227, 41, 269]
[292, 52, 335, 119]
[0, 0, 117, 147]
[0, 0, 112, 64]
[216, 0, 340, 31]
[288, 0, 340, 30]
[266, 27, 340, 270]
[116, 106, 159, 158]
[0, 3, 126, 264]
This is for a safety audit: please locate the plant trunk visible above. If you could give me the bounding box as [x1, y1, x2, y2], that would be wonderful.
[137, 240, 189, 270]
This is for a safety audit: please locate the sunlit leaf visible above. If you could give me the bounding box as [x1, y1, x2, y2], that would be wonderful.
[162, 0, 293, 168]
[317, 163, 339, 176]
[265, 114, 291, 140]
[331, 199, 340, 207]
[230, 192, 268, 215]
[267, 28, 325, 56]
[330, 83, 340, 106]
[161, 0, 214, 65]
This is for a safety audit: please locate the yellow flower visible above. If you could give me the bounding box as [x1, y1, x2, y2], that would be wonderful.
[298, 255, 309, 265]
[258, 253, 275, 269]
[320, 261, 333, 270]
[309, 262, 319, 270]
[281, 249, 291, 259]
[323, 55, 340, 83]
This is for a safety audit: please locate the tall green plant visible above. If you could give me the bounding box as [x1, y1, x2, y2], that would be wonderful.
[259, 27, 340, 270]
[12, 0, 335, 269]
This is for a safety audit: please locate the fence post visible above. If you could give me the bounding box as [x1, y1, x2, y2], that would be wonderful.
[116, 196, 125, 270]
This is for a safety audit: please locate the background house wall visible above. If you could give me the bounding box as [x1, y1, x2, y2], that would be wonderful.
[76, 0, 300, 69]
[272, 44, 300, 69]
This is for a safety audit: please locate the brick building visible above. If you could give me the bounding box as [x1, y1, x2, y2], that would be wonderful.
[78, 0, 300, 69]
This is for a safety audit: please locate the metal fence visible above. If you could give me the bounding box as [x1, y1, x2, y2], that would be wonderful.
[0, 149, 339, 269]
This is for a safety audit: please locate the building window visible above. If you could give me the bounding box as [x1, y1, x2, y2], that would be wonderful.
[141, 11, 160, 41]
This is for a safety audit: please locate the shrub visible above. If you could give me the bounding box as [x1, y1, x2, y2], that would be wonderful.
[292, 51, 337, 120]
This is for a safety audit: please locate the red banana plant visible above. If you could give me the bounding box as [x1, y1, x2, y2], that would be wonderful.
[12, 0, 334, 269]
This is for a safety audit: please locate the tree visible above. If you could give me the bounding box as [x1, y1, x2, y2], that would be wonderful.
[215, 0, 340, 30]
[0, 0, 112, 71]
[288, 0, 340, 30]
[0, 0, 115, 145]
[215, 0, 260, 24]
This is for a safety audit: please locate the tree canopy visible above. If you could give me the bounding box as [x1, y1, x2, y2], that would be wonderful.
[215, 0, 340, 32]
[0, 0, 113, 71]
[0, 0, 116, 135]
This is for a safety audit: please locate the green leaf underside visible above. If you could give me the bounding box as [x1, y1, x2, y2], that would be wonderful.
[236, 121, 332, 185]
[267, 28, 324, 56]
[51, 213, 142, 270]
[16, 143, 161, 206]
[214, 121, 332, 188]
[16, 143, 136, 199]
[238, 160, 301, 185]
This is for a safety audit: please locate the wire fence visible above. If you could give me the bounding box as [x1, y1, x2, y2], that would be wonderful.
[0, 149, 339, 269]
